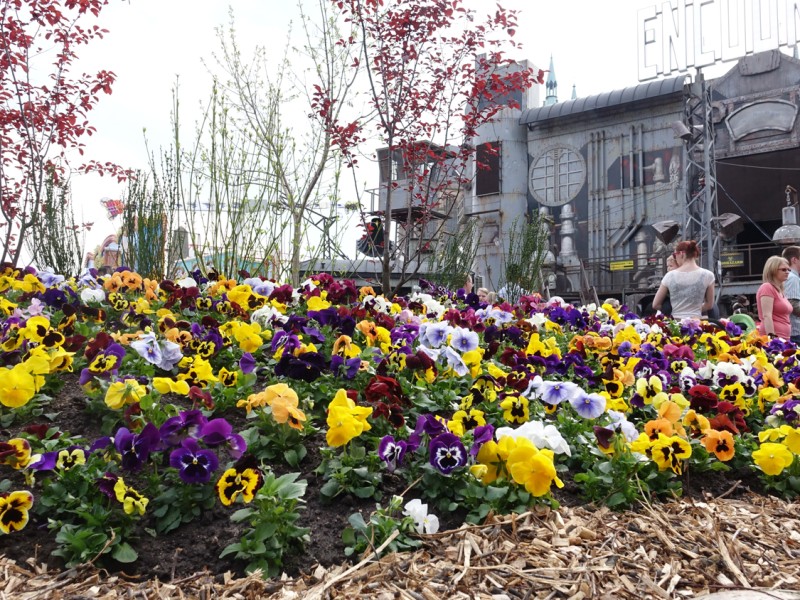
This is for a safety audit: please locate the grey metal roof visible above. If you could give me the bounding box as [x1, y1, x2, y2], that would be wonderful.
[520, 75, 687, 126]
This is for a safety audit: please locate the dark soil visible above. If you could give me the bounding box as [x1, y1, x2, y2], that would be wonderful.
[0, 374, 765, 583]
[0, 374, 439, 583]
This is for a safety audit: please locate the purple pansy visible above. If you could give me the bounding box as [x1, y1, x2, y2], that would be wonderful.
[159, 410, 208, 447]
[408, 414, 446, 451]
[169, 438, 219, 484]
[200, 418, 247, 459]
[330, 355, 361, 379]
[470, 424, 494, 457]
[378, 436, 408, 472]
[274, 352, 327, 382]
[28, 446, 86, 471]
[569, 391, 607, 419]
[115, 423, 160, 472]
[239, 352, 256, 374]
[97, 472, 120, 499]
[428, 432, 467, 475]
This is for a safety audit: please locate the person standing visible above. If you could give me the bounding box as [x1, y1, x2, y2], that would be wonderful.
[658, 253, 678, 316]
[666, 254, 678, 272]
[781, 246, 800, 344]
[652, 240, 715, 320]
[756, 256, 793, 339]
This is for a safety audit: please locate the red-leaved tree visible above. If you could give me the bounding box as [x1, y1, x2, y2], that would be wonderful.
[0, 0, 131, 266]
[318, 0, 542, 295]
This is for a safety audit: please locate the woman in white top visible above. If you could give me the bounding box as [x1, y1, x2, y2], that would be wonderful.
[652, 240, 715, 320]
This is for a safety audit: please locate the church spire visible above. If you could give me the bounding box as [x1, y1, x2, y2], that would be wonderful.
[571, 84, 577, 100]
[544, 55, 558, 106]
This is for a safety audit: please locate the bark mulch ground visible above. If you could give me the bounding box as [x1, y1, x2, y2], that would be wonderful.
[2, 490, 799, 600]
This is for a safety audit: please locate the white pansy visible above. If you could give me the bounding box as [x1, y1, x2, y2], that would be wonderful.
[371, 295, 393, 314]
[521, 375, 544, 400]
[525, 313, 548, 329]
[496, 420, 571, 456]
[251, 305, 287, 327]
[80, 288, 106, 304]
[594, 306, 609, 320]
[484, 307, 514, 324]
[696, 363, 714, 380]
[176, 276, 198, 289]
[403, 499, 440, 534]
[608, 410, 639, 442]
[713, 361, 746, 385]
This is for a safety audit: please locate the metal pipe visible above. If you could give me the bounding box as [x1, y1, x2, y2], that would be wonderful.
[588, 133, 593, 260]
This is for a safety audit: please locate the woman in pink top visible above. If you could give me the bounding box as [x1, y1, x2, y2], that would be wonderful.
[757, 256, 793, 339]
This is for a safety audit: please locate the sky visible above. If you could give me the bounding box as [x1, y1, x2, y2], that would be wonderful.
[66, 0, 737, 260]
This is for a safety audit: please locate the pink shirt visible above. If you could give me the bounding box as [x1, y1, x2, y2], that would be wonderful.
[757, 282, 793, 339]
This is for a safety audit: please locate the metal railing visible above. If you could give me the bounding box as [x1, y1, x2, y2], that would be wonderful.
[577, 240, 782, 299]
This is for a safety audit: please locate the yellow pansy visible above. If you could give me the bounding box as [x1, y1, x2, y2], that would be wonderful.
[753, 442, 794, 476]
[650, 434, 692, 475]
[307, 295, 331, 311]
[506, 438, 563, 497]
[472, 436, 518, 485]
[326, 389, 372, 447]
[152, 377, 191, 396]
[105, 379, 148, 410]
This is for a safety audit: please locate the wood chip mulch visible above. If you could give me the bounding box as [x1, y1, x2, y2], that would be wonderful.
[3, 491, 800, 600]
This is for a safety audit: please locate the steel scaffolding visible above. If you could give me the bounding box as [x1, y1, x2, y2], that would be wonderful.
[682, 76, 720, 282]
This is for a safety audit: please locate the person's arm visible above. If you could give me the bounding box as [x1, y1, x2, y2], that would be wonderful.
[784, 277, 800, 316]
[652, 284, 668, 312]
[760, 295, 776, 335]
[701, 281, 715, 313]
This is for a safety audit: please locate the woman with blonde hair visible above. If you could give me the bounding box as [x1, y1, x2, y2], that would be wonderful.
[756, 255, 793, 338]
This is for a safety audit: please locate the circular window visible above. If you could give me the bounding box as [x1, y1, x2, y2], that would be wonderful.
[529, 146, 586, 207]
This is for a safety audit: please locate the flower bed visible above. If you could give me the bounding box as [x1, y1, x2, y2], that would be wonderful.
[0, 266, 797, 580]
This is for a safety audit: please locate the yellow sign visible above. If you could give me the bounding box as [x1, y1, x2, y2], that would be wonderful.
[720, 251, 744, 268]
[610, 260, 634, 272]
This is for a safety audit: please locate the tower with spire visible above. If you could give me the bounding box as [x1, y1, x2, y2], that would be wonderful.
[544, 55, 558, 105]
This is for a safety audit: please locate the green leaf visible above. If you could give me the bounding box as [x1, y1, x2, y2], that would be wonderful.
[219, 543, 242, 558]
[254, 522, 278, 540]
[607, 492, 630, 507]
[342, 527, 357, 545]
[320, 479, 341, 498]
[484, 486, 507, 501]
[285, 449, 299, 467]
[230, 508, 255, 523]
[347, 512, 368, 530]
[353, 485, 375, 499]
[111, 542, 138, 563]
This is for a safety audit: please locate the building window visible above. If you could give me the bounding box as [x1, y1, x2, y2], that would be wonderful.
[377, 148, 405, 183]
[476, 142, 501, 196]
[529, 146, 586, 207]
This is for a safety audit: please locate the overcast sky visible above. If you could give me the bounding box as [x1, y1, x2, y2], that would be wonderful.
[68, 0, 739, 257]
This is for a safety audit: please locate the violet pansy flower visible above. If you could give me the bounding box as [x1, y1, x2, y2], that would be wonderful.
[239, 352, 256, 375]
[569, 391, 607, 420]
[115, 423, 160, 472]
[169, 438, 219, 484]
[428, 432, 466, 475]
[378, 436, 408, 472]
[159, 410, 208, 447]
[470, 424, 494, 457]
[200, 418, 247, 459]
